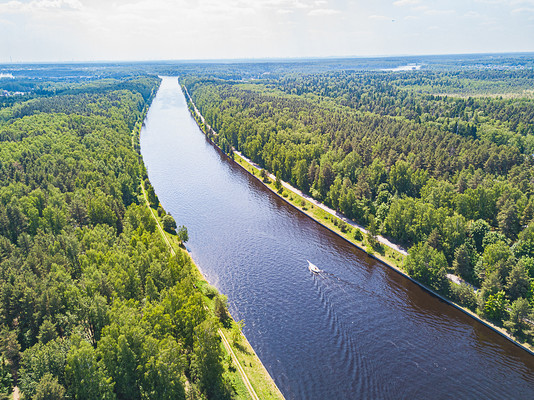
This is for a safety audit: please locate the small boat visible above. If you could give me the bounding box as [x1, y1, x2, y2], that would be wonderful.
[307, 260, 321, 274]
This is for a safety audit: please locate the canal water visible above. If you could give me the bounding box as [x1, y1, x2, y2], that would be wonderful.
[140, 77, 534, 399]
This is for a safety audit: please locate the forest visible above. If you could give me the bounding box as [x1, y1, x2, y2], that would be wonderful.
[182, 66, 534, 343]
[0, 74, 237, 399]
[0, 56, 533, 397]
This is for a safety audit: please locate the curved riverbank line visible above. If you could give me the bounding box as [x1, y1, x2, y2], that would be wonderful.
[181, 79, 534, 357]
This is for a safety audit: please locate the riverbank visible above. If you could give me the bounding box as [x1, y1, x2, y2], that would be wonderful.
[140, 183, 284, 399]
[232, 149, 534, 356]
[137, 82, 285, 400]
[181, 80, 534, 356]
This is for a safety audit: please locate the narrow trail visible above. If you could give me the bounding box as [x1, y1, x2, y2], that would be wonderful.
[219, 328, 260, 400]
[141, 183, 259, 400]
[183, 83, 407, 257]
[182, 82, 534, 356]
[234, 150, 407, 256]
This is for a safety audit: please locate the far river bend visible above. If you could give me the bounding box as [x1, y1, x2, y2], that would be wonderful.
[140, 77, 534, 399]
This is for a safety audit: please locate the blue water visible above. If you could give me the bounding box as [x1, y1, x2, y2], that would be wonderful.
[140, 77, 534, 400]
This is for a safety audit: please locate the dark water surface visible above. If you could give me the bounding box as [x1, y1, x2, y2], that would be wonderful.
[140, 77, 534, 399]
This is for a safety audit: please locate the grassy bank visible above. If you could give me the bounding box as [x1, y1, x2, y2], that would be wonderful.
[182, 84, 534, 355]
[231, 152, 534, 355]
[135, 82, 284, 399]
[199, 280, 285, 400]
[233, 152, 405, 269]
[140, 181, 285, 400]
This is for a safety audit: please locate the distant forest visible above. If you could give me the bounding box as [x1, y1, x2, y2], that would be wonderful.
[183, 60, 534, 342]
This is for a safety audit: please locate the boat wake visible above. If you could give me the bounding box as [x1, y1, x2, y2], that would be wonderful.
[308, 266, 407, 398]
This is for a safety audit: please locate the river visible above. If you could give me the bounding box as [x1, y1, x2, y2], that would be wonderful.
[140, 76, 534, 399]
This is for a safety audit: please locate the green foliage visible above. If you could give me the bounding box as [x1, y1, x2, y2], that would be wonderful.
[0, 329, 21, 370]
[231, 320, 245, 346]
[184, 68, 534, 341]
[177, 225, 189, 243]
[505, 261, 531, 301]
[512, 222, 534, 260]
[66, 336, 115, 400]
[144, 179, 159, 208]
[504, 298, 532, 335]
[145, 276, 158, 301]
[480, 271, 504, 300]
[453, 243, 474, 281]
[162, 214, 177, 233]
[469, 219, 491, 252]
[34, 373, 66, 400]
[19, 338, 71, 399]
[497, 199, 520, 239]
[275, 175, 282, 192]
[202, 284, 219, 299]
[190, 319, 230, 399]
[0, 357, 12, 399]
[4, 61, 534, 393]
[483, 291, 507, 321]
[78, 294, 109, 347]
[482, 231, 510, 249]
[404, 242, 450, 294]
[479, 241, 514, 281]
[338, 219, 349, 233]
[214, 295, 230, 325]
[97, 301, 187, 400]
[450, 283, 478, 311]
[259, 169, 268, 182]
[0, 76, 228, 400]
[38, 320, 58, 345]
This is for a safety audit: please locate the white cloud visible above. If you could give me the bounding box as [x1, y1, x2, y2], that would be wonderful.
[512, 6, 534, 12]
[424, 9, 455, 15]
[33, 0, 82, 9]
[0, 1, 22, 13]
[474, 0, 508, 4]
[476, 0, 534, 5]
[0, 0, 533, 62]
[393, 0, 420, 6]
[463, 11, 482, 17]
[254, 0, 313, 9]
[0, 0, 83, 13]
[413, 5, 428, 12]
[308, 8, 339, 16]
[369, 14, 391, 20]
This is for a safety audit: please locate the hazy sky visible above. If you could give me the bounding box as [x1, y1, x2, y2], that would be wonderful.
[1, 0, 533, 62]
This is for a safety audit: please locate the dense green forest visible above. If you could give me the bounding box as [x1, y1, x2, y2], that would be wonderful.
[183, 68, 534, 342]
[1, 57, 533, 397]
[0, 76, 235, 399]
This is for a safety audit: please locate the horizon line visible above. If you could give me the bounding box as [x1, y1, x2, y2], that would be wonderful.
[2, 50, 534, 66]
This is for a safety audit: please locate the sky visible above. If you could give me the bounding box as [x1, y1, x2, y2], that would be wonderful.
[0, 0, 533, 62]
